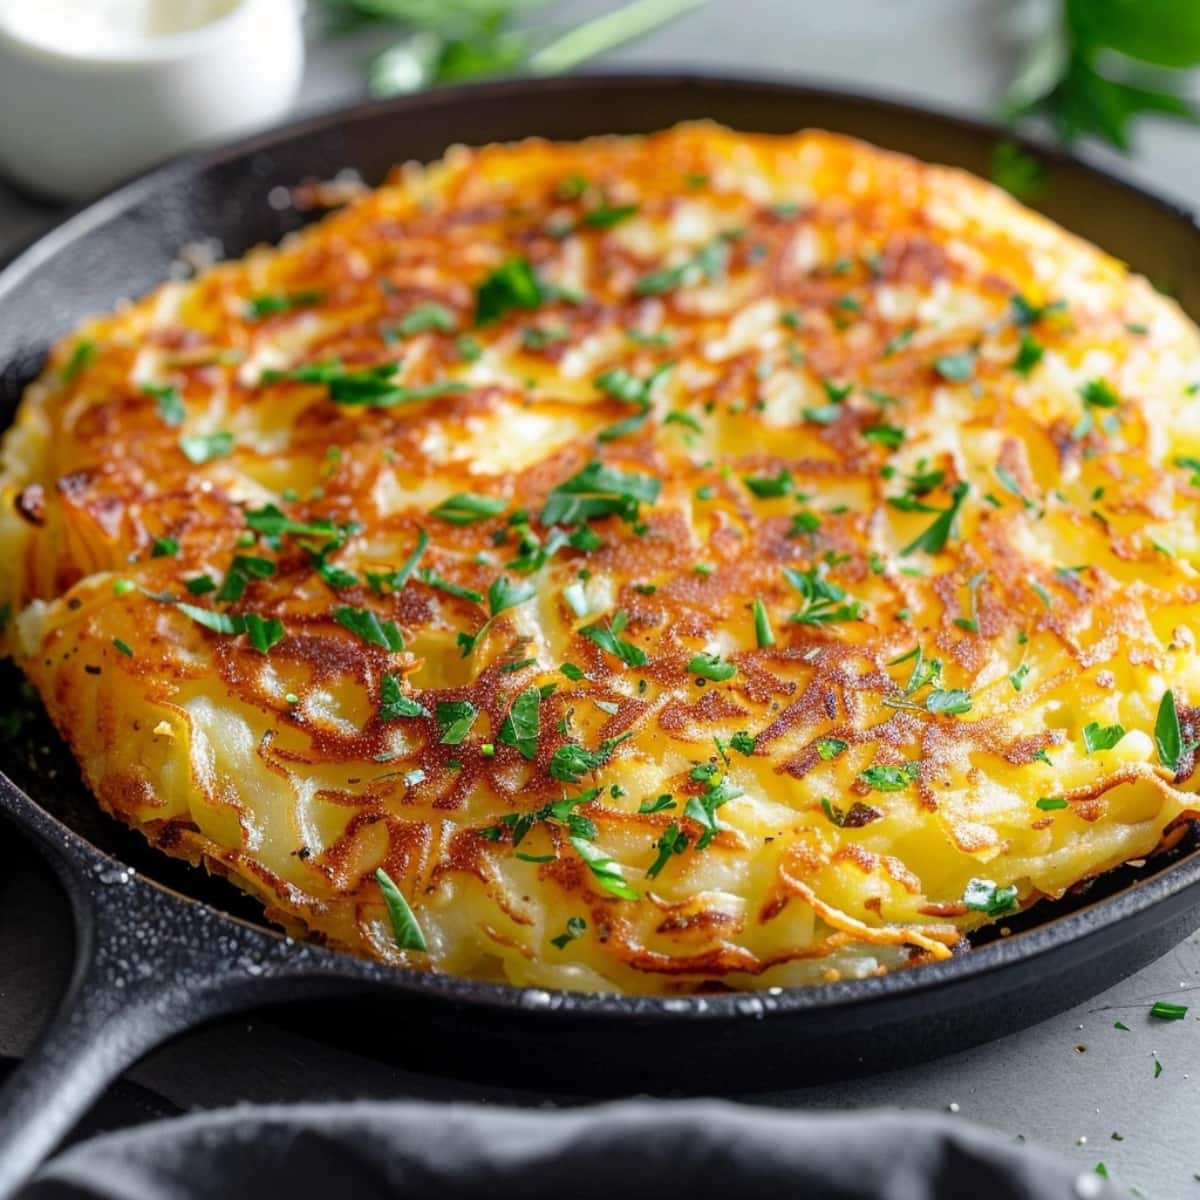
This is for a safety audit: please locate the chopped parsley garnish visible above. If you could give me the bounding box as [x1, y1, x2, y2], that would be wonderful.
[63, 340, 96, 382]
[1150, 1001, 1188, 1021]
[375, 867, 427, 952]
[549, 731, 632, 784]
[963, 877, 1018, 916]
[541, 460, 661, 527]
[925, 688, 972, 716]
[379, 673, 428, 720]
[743, 469, 793, 498]
[1010, 294, 1065, 327]
[584, 204, 638, 228]
[498, 686, 541, 760]
[753, 597, 775, 648]
[1036, 796, 1068, 811]
[571, 836, 640, 900]
[143, 383, 185, 426]
[816, 737, 848, 760]
[730, 731, 756, 756]
[431, 493, 507, 525]
[1173, 456, 1200, 487]
[215, 554, 276, 603]
[521, 324, 568, 351]
[244, 504, 349, 546]
[883, 328, 915, 356]
[647, 824, 689, 878]
[185, 575, 215, 595]
[367, 529, 428, 595]
[245, 290, 324, 320]
[333, 606, 404, 651]
[784, 565, 863, 625]
[475, 257, 546, 325]
[1009, 664, 1031, 691]
[550, 916, 587, 949]
[1012, 333, 1044, 376]
[263, 360, 466, 409]
[394, 302, 457, 336]
[151, 536, 179, 558]
[457, 575, 537, 656]
[579, 609, 646, 667]
[900, 481, 969, 556]
[436, 700, 479, 745]
[179, 432, 234, 464]
[1074, 378, 1120, 439]
[634, 236, 730, 296]
[420, 569, 482, 604]
[860, 762, 920, 791]
[1083, 722, 1126, 753]
[112, 638, 133, 657]
[864, 424, 905, 449]
[933, 350, 976, 382]
[639, 794, 676, 814]
[684, 774, 742, 850]
[1154, 690, 1196, 773]
[688, 652, 736, 681]
[174, 602, 284, 654]
[994, 465, 1033, 508]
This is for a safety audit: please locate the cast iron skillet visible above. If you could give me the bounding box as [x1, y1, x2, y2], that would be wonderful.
[1, 73, 1199, 1197]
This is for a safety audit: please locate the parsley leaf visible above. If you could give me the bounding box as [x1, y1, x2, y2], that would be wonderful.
[963, 877, 1018, 917]
[579, 609, 646, 667]
[179, 432, 234, 464]
[431, 493, 507, 525]
[549, 731, 632, 783]
[215, 555, 276, 603]
[550, 916, 587, 949]
[860, 762, 919, 791]
[475, 257, 546, 325]
[541, 460, 661, 527]
[437, 700, 479, 744]
[900, 481, 969, 556]
[498, 686, 541, 760]
[784, 565, 863, 625]
[375, 867, 427, 952]
[688, 652, 736, 681]
[570, 836, 640, 900]
[1083, 721, 1126, 752]
[379, 673, 429, 720]
[647, 823, 689, 877]
[395, 302, 457, 336]
[634, 236, 730, 296]
[245, 290, 324, 320]
[333, 606, 405, 651]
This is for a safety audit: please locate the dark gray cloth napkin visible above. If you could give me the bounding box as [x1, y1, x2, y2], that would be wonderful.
[19, 1100, 1115, 1200]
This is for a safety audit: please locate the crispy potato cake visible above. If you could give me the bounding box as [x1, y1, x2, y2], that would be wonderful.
[3, 124, 1199, 993]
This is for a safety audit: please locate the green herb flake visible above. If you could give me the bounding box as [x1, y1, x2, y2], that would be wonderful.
[333, 606, 404, 652]
[816, 737, 848, 761]
[860, 762, 920, 791]
[498, 686, 541, 760]
[933, 350, 976, 382]
[143, 383, 186, 426]
[475, 257, 546, 325]
[963, 877, 1018, 917]
[1150, 1001, 1188, 1021]
[112, 638, 134, 657]
[436, 700, 479, 745]
[151, 536, 180, 558]
[395, 302, 457, 336]
[179, 432, 234, 465]
[1083, 721, 1126, 753]
[379, 673, 429, 721]
[752, 597, 775, 648]
[245, 290, 325, 320]
[431, 492, 507, 525]
[550, 916, 587, 949]
[375, 867, 427, 952]
[688, 652, 737, 682]
[1036, 796, 1068, 811]
[571, 835, 640, 900]
[579, 609, 646, 667]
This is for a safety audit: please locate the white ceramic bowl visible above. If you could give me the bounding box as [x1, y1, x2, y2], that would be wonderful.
[0, 0, 305, 202]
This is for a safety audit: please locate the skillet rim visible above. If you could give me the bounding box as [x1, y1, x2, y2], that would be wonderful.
[2, 69, 1199, 1022]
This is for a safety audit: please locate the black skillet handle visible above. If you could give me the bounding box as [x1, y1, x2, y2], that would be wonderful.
[0, 781, 366, 1199]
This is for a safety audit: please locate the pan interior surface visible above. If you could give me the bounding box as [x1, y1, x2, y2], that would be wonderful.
[1, 77, 1200, 1041]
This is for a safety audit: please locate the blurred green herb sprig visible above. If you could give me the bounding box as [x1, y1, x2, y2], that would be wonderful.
[316, 0, 707, 97]
[1005, 0, 1200, 151]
